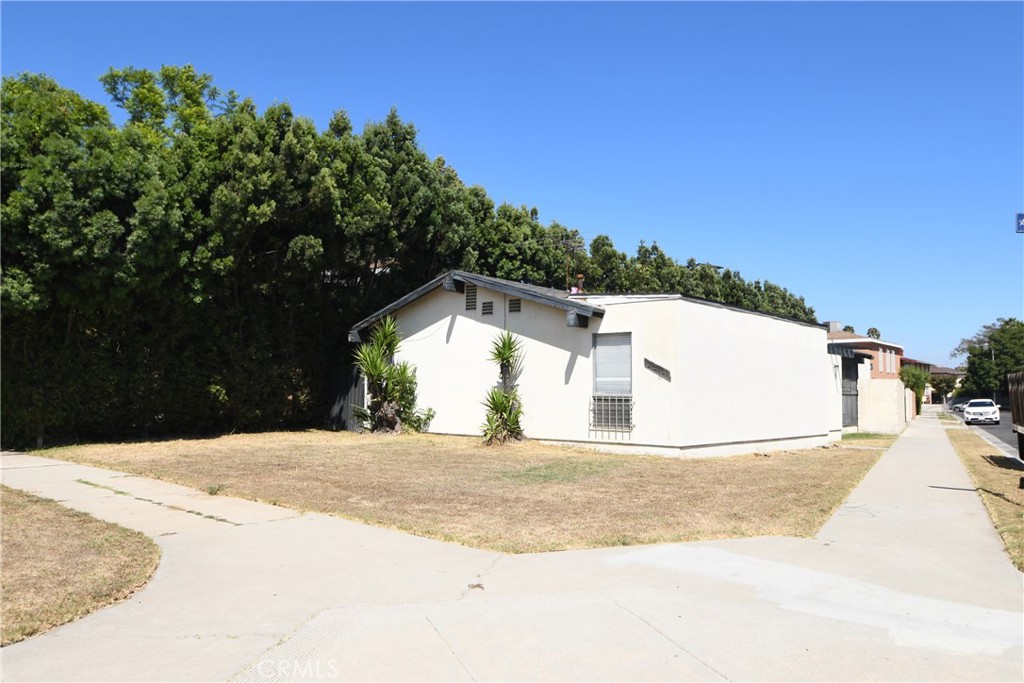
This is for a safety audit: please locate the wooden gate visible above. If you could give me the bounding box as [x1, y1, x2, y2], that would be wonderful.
[841, 357, 859, 428]
[1009, 371, 1024, 457]
[328, 363, 365, 431]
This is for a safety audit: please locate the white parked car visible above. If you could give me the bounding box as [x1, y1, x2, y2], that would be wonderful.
[962, 399, 1000, 425]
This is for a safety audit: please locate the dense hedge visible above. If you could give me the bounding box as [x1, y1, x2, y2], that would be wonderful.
[1, 68, 817, 447]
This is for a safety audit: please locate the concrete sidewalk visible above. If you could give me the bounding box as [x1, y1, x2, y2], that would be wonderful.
[2, 410, 1021, 682]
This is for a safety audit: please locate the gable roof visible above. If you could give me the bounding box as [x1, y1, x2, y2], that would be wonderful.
[348, 270, 605, 342]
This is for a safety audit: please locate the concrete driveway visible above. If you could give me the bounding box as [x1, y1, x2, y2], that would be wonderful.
[2, 409, 1021, 682]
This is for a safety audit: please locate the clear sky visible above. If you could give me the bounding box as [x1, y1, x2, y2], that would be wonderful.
[2, 1, 1022, 366]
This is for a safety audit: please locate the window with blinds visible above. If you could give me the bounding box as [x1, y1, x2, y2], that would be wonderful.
[592, 333, 632, 431]
[594, 333, 632, 395]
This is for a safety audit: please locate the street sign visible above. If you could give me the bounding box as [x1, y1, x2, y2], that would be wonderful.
[1017, 213, 1024, 233]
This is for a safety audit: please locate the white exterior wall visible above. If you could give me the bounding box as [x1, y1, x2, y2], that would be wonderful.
[394, 286, 595, 439]
[904, 388, 917, 423]
[391, 285, 833, 457]
[857, 369, 911, 434]
[665, 298, 831, 455]
[825, 354, 844, 443]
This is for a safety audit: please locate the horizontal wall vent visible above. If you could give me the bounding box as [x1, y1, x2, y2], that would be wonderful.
[465, 284, 477, 310]
[509, 298, 522, 313]
[482, 301, 494, 315]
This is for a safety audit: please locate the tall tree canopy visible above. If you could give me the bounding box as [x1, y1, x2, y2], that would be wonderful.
[954, 318, 1024, 399]
[1, 68, 818, 447]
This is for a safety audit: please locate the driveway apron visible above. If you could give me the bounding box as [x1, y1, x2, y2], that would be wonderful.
[2, 410, 1021, 682]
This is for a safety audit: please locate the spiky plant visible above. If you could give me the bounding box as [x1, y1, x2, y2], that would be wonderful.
[489, 330, 524, 394]
[482, 387, 524, 445]
[352, 315, 433, 433]
[481, 331, 525, 444]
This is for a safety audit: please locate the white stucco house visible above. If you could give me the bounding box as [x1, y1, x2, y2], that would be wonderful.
[349, 270, 842, 457]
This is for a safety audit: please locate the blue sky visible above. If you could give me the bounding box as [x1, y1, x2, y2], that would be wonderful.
[2, 1, 1022, 366]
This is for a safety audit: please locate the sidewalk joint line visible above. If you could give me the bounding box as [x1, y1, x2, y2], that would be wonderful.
[425, 616, 476, 681]
[614, 599, 732, 681]
[75, 478, 241, 526]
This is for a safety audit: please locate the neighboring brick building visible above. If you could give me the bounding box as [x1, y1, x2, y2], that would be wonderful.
[824, 322, 914, 433]
[825, 327, 904, 380]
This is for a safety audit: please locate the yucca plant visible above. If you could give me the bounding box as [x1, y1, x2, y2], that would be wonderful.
[482, 331, 525, 444]
[489, 330, 524, 394]
[353, 315, 433, 433]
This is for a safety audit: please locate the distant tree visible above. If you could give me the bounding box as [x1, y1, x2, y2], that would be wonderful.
[954, 318, 1024, 398]
[843, 325, 855, 333]
[587, 234, 629, 292]
[930, 375, 958, 404]
[899, 365, 929, 413]
[867, 327, 881, 339]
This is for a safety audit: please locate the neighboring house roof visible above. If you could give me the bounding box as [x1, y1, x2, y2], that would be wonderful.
[929, 365, 965, 376]
[901, 358, 965, 376]
[348, 270, 606, 342]
[826, 330, 904, 352]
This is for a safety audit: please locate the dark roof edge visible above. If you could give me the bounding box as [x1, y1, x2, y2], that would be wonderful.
[348, 270, 604, 342]
[575, 292, 826, 331]
[348, 272, 450, 342]
[827, 344, 874, 359]
[457, 271, 604, 317]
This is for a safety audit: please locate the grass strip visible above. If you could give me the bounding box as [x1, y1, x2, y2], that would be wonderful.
[1, 486, 160, 646]
[943, 429, 1024, 571]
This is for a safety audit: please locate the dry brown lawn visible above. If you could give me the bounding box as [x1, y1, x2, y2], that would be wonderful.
[41, 432, 886, 553]
[1, 486, 160, 646]
[944, 429, 1024, 571]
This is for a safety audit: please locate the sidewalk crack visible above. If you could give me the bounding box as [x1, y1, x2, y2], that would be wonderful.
[458, 555, 502, 599]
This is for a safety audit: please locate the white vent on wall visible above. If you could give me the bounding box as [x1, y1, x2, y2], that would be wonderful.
[465, 284, 477, 310]
[482, 301, 494, 315]
[509, 298, 522, 313]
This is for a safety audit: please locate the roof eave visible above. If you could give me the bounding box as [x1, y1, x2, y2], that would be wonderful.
[347, 270, 605, 342]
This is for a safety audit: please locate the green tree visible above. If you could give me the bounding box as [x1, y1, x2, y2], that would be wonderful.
[899, 365, 929, 413]
[0, 66, 825, 448]
[930, 374, 958, 404]
[587, 234, 629, 292]
[843, 325, 855, 333]
[954, 319, 1024, 398]
[867, 327, 881, 339]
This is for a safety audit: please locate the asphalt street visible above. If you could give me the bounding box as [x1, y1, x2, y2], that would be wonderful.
[952, 406, 1018, 452]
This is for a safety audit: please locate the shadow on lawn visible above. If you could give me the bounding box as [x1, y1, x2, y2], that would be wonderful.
[983, 455, 1024, 472]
